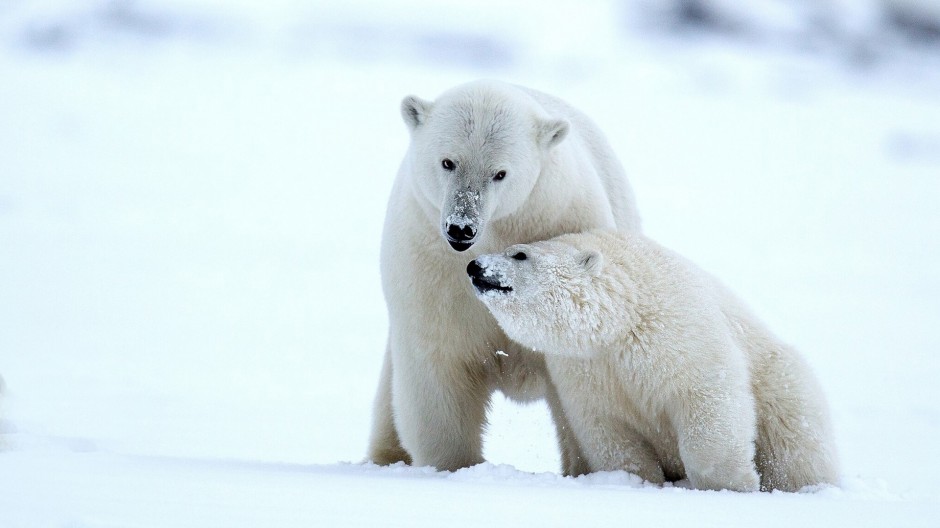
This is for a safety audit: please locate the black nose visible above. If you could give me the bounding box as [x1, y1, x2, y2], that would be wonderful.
[447, 223, 476, 243]
[467, 259, 483, 278]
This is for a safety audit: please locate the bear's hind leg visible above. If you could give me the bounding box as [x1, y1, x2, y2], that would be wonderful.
[754, 374, 840, 491]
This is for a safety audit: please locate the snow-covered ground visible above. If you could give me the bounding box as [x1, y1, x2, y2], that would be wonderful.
[1, 1, 939, 526]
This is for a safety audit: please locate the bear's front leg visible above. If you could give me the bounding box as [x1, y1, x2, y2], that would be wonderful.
[675, 380, 760, 492]
[366, 339, 412, 465]
[390, 337, 490, 471]
[579, 420, 666, 484]
[547, 357, 664, 482]
[544, 379, 592, 477]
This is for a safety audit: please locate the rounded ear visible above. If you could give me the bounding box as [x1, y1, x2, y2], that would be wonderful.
[537, 118, 570, 149]
[401, 95, 433, 131]
[577, 250, 603, 276]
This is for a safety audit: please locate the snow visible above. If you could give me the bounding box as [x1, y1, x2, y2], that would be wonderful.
[4, 452, 932, 528]
[1, 1, 939, 526]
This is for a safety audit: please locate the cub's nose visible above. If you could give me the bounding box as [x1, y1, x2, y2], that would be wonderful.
[466, 259, 484, 279]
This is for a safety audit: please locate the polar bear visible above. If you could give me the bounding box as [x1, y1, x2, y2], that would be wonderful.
[368, 80, 641, 473]
[467, 230, 839, 491]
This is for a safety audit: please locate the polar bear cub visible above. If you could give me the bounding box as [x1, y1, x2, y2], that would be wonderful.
[467, 229, 839, 492]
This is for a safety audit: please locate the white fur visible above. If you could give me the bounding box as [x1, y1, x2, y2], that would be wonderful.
[472, 230, 839, 491]
[368, 80, 641, 472]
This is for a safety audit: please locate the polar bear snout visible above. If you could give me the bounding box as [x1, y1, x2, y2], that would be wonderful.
[467, 259, 512, 295]
[445, 223, 477, 252]
[466, 259, 483, 278]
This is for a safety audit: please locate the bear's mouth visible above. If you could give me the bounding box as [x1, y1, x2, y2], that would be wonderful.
[448, 240, 474, 252]
[470, 275, 513, 295]
[467, 259, 512, 295]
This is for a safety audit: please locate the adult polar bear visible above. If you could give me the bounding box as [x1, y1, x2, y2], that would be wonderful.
[368, 80, 641, 472]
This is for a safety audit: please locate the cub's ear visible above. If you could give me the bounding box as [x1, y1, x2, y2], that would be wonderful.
[401, 95, 433, 131]
[537, 118, 570, 149]
[577, 250, 603, 276]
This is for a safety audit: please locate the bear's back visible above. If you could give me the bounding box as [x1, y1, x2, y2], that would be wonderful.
[512, 85, 641, 233]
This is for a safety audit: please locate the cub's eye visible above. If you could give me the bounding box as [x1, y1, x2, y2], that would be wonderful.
[441, 159, 456, 171]
[511, 251, 527, 261]
[493, 170, 507, 181]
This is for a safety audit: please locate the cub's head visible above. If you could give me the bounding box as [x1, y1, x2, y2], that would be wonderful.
[401, 81, 570, 252]
[466, 240, 611, 356]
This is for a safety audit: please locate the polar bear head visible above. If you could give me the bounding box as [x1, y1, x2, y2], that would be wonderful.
[401, 81, 570, 252]
[466, 238, 619, 357]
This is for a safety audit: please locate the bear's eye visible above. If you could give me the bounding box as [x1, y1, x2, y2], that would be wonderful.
[493, 170, 507, 181]
[441, 158, 456, 171]
[511, 251, 527, 261]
